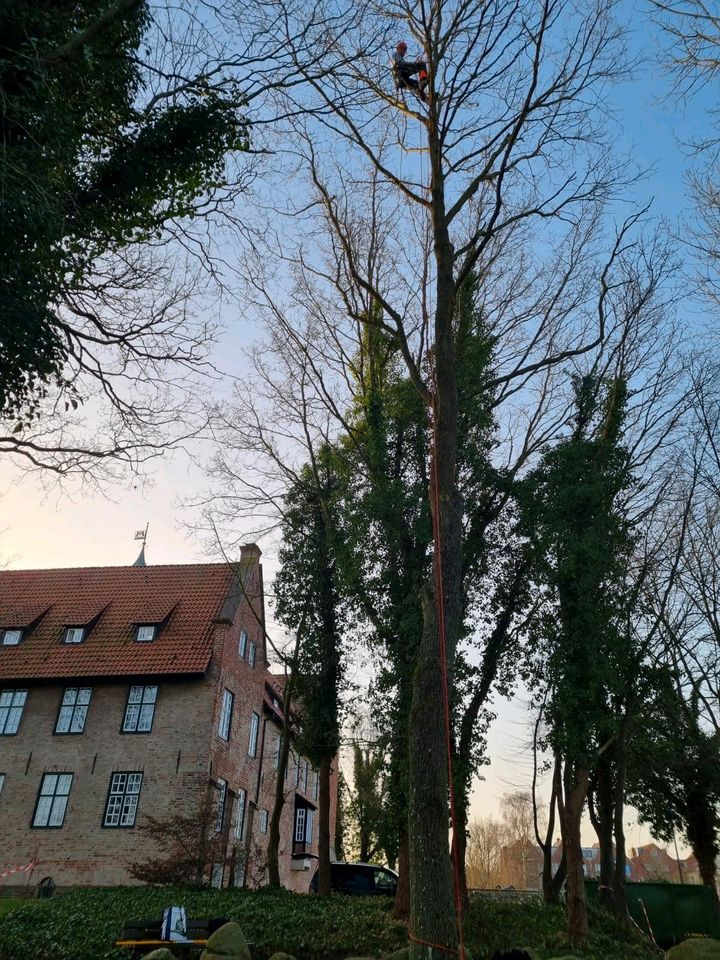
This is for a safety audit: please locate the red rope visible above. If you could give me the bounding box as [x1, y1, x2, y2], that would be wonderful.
[407, 399, 466, 960]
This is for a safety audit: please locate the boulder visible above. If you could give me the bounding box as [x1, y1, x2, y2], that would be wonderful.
[269, 954, 298, 960]
[664, 940, 720, 960]
[200, 922, 251, 960]
[143, 951, 177, 960]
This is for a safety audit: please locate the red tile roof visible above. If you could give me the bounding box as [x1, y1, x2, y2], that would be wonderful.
[0, 564, 236, 681]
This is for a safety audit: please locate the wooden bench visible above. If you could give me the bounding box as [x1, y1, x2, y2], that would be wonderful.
[116, 917, 234, 956]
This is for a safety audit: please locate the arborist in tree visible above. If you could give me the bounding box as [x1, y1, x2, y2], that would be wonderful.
[390, 42, 428, 102]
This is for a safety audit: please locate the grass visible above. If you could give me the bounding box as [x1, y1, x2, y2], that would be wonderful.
[0, 887, 660, 960]
[0, 900, 30, 920]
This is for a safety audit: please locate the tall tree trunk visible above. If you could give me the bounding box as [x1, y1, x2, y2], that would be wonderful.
[409, 587, 460, 958]
[394, 828, 411, 920]
[686, 787, 719, 895]
[589, 754, 615, 911]
[612, 728, 629, 923]
[540, 755, 565, 904]
[455, 787, 470, 911]
[408, 117, 463, 960]
[559, 767, 590, 942]
[268, 716, 293, 887]
[317, 754, 332, 895]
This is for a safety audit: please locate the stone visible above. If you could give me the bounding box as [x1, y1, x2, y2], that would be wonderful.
[664, 940, 720, 960]
[143, 951, 177, 960]
[269, 953, 298, 960]
[200, 922, 251, 960]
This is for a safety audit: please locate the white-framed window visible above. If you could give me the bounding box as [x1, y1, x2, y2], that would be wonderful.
[259, 808, 268, 834]
[294, 807, 306, 843]
[300, 760, 308, 792]
[248, 711, 260, 758]
[218, 689, 233, 741]
[104, 772, 143, 827]
[55, 687, 92, 734]
[238, 630, 248, 658]
[306, 809, 315, 844]
[248, 641, 257, 668]
[33, 773, 73, 828]
[122, 685, 157, 733]
[234, 789, 246, 840]
[63, 626, 85, 644]
[215, 779, 227, 833]
[135, 625, 156, 643]
[0, 689, 27, 735]
[312, 767, 319, 801]
[2, 629, 22, 646]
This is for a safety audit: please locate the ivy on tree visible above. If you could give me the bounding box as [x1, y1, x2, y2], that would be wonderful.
[0, 0, 247, 423]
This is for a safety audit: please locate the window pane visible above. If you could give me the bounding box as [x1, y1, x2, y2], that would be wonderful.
[137, 625, 155, 642]
[34, 796, 52, 827]
[144, 686, 158, 704]
[123, 704, 139, 731]
[0, 692, 12, 707]
[128, 686, 143, 704]
[56, 707, 72, 733]
[62, 688, 77, 706]
[48, 795, 68, 827]
[3, 629, 22, 645]
[249, 642, 256, 667]
[77, 688, 92, 705]
[121, 795, 139, 826]
[127, 773, 142, 794]
[0, 773, 4, 795]
[42, 775, 58, 796]
[138, 704, 154, 731]
[70, 707, 87, 733]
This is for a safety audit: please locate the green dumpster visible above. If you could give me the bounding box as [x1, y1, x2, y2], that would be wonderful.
[586, 880, 720, 946]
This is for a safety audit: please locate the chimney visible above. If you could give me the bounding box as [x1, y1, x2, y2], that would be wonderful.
[240, 543, 261, 564]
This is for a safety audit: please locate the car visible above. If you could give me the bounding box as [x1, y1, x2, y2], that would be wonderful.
[309, 861, 399, 896]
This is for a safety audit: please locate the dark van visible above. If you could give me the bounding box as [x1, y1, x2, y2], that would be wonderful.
[309, 861, 398, 896]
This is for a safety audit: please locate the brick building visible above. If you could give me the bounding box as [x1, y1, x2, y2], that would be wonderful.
[0, 548, 336, 893]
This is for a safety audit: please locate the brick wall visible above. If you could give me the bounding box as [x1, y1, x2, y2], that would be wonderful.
[0, 554, 338, 894]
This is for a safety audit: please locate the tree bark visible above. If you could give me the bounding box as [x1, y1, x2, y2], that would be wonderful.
[409, 584, 460, 959]
[589, 755, 615, 911]
[541, 758, 565, 904]
[612, 729, 629, 922]
[686, 787, 719, 895]
[318, 754, 332, 895]
[559, 767, 590, 942]
[393, 828, 411, 920]
[408, 112, 463, 960]
[268, 704, 294, 887]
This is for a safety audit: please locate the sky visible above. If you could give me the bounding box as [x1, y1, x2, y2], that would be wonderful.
[0, 0, 710, 852]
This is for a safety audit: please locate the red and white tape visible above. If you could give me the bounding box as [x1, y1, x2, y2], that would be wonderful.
[0, 860, 36, 880]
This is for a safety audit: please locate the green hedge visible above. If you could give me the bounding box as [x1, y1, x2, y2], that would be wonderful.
[0, 888, 659, 960]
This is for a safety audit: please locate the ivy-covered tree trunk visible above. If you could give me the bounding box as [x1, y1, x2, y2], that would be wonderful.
[560, 769, 590, 942]
[268, 705, 294, 887]
[686, 787, 719, 893]
[318, 754, 333, 895]
[590, 751, 615, 911]
[394, 828, 411, 920]
[408, 116, 463, 960]
[612, 729, 629, 922]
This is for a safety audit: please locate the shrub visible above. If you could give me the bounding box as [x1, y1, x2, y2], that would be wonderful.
[0, 888, 659, 960]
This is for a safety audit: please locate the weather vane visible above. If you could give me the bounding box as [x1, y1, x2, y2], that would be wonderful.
[132, 524, 149, 567]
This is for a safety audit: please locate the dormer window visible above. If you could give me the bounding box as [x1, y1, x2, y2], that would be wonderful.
[135, 624, 156, 643]
[1, 629, 22, 646]
[63, 627, 85, 645]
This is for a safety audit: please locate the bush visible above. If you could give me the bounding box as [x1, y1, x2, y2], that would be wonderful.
[0, 888, 659, 960]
